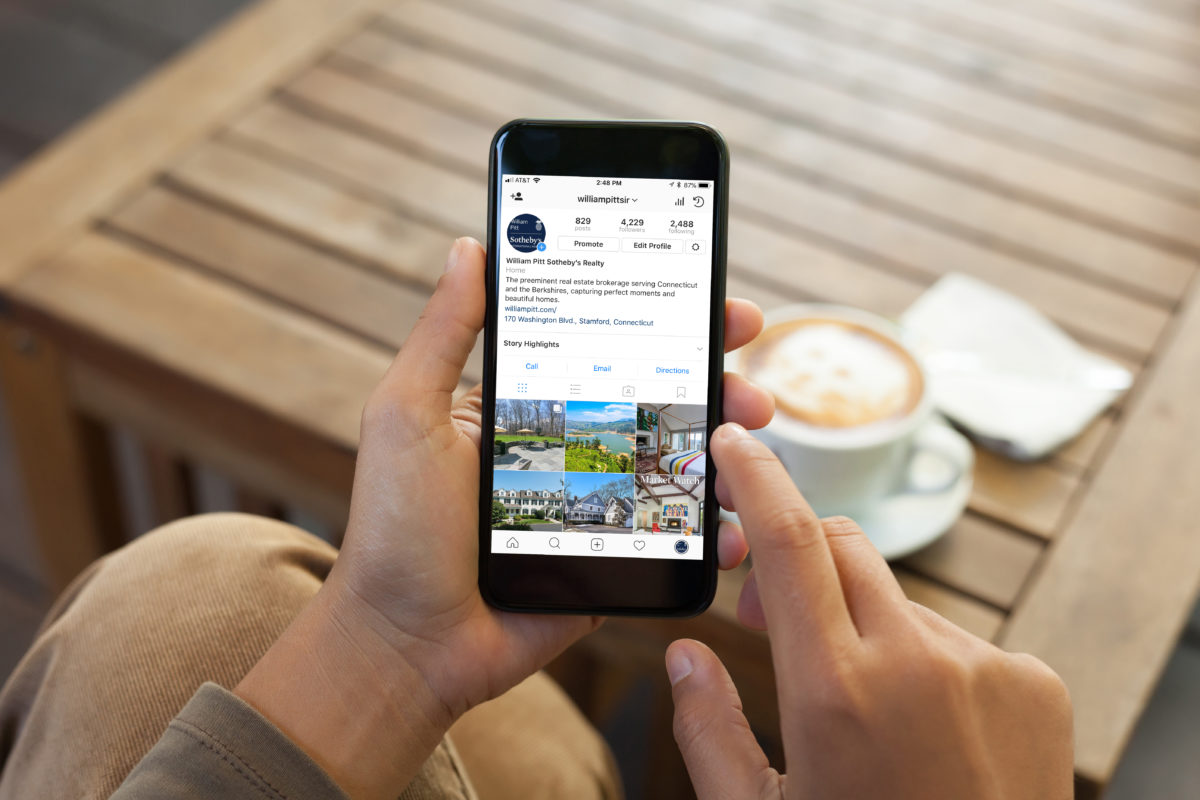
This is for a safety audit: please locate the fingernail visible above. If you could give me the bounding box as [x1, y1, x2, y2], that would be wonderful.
[721, 422, 748, 439]
[444, 238, 464, 273]
[666, 648, 694, 686]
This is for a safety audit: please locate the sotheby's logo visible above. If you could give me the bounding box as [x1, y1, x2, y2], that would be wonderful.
[507, 214, 546, 253]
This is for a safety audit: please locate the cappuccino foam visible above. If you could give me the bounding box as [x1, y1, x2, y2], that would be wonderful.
[743, 319, 922, 428]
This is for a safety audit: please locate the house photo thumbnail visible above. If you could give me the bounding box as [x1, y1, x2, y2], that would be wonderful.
[491, 470, 563, 532]
[634, 474, 704, 536]
[493, 398, 566, 471]
[564, 400, 635, 473]
[564, 473, 635, 534]
[636, 403, 707, 476]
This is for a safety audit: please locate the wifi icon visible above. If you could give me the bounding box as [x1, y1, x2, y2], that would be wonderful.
[533, 177, 541, 183]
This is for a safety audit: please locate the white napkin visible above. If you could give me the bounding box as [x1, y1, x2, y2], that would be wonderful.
[900, 274, 1131, 461]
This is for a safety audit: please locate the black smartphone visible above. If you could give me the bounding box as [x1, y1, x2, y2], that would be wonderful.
[478, 120, 729, 617]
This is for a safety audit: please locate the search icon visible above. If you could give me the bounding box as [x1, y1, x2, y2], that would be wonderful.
[549, 537, 560, 549]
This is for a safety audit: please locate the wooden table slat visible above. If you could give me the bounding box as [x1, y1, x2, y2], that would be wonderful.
[875, 0, 1200, 97]
[901, 514, 1043, 609]
[979, 0, 1200, 55]
[646, 0, 1200, 206]
[1052, 414, 1117, 473]
[422, 0, 1200, 256]
[967, 449, 1082, 539]
[1112, 0, 1200, 24]
[12, 232, 392, 450]
[168, 138, 455, 288]
[327, 29, 1172, 359]
[772, 0, 1200, 154]
[107, 183, 485, 383]
[228, 101, 487, 237]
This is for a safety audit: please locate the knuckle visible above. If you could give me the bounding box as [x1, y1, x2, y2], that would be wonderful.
[820, 515, 864, 539]
[1010, 652, 1072, 709]
[923, 648, 973, 687]
[809, 656, 866, 718]
[897, 631, 976, 689]
[756, 505, 823, 552]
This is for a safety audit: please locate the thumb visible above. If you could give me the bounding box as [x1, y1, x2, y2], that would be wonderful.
[667, 639, 777, 800]
[375, 237, 485, 425]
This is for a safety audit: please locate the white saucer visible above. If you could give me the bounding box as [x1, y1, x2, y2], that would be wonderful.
[720, 422, 974, 561]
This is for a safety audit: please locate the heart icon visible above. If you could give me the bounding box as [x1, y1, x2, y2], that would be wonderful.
[633, 540, 646, 550]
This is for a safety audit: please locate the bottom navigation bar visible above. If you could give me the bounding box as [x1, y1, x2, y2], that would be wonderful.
[490, 530, 702, 560]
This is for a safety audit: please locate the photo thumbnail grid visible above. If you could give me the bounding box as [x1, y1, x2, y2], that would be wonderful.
[491, 399, 708, 540]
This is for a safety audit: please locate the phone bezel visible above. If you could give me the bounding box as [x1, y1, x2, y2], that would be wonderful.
[479, 120, 729, 617]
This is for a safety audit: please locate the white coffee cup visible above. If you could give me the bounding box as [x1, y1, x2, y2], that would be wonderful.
[729, 304, 971, 519]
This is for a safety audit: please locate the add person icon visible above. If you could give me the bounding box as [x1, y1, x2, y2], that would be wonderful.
[512, 192, 523, 201]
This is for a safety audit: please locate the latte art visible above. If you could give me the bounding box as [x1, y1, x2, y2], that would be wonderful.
[743, 318, 923, 428]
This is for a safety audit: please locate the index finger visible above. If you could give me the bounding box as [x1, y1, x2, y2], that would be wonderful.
[710, 424, 857, 662]
[724, 298, 763, 352]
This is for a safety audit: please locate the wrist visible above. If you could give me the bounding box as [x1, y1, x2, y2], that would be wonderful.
[234, 583, 454, 800]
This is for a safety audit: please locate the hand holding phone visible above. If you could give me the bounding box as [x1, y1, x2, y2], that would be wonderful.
[323, 231, 771, 714]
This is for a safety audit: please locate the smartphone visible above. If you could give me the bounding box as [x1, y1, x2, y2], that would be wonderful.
[478, 120, 729, 617]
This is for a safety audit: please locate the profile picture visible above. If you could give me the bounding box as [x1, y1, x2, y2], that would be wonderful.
[507, 213, 546, 253]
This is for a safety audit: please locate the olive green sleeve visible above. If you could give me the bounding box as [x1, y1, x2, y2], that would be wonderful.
[110, 682, 348, 800]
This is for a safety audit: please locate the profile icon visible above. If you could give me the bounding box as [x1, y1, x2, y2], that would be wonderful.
[507, 213, 547, 253]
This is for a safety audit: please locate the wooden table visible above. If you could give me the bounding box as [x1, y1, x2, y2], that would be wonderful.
[2, 0, 1199, 795]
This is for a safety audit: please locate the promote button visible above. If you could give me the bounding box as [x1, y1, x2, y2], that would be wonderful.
[558, 236, 617, 251]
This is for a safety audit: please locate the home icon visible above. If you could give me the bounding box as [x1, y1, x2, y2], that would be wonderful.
[506, 537, 519, 549]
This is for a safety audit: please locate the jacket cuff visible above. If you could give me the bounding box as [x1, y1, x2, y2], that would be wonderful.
[115, 682, 349, 799]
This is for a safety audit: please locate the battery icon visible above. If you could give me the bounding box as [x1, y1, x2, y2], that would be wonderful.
[698, 182, 710, 187]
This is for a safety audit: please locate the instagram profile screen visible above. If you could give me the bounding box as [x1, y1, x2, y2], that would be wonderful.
[489, 175, 715, 560]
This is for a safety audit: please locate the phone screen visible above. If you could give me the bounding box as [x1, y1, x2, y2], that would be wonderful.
[488, 174, 715, 561]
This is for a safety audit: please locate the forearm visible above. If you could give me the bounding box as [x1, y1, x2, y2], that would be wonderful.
[233, 583, 453, 800]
